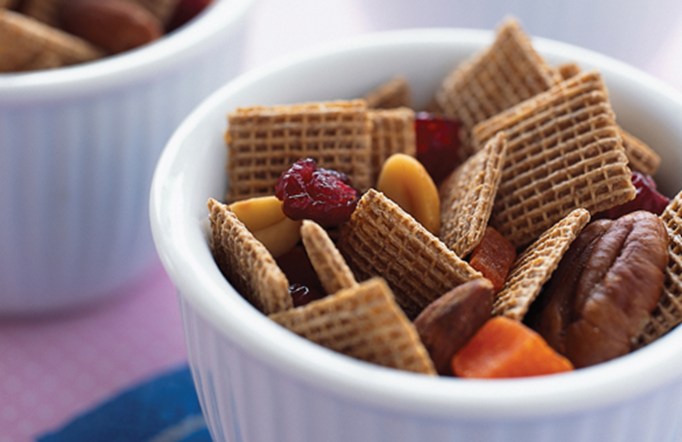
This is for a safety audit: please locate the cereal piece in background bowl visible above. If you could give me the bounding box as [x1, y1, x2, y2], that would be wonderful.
[150, 26, 682, 442]
[1, 0, 216, 70]
[0, 0, 257, 314]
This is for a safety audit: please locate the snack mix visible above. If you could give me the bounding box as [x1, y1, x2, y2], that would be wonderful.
[208, 18, 681, 378]
[0, 0, 212, 72]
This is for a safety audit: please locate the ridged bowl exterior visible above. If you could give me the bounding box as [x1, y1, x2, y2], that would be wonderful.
[180, 296, 682, 442]
[151, 30, 682, 442]
[0, 0, 255, 314]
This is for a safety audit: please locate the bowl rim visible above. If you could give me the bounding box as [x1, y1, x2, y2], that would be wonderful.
[0, 0, 255, 98]
[151, 28, 682, 418]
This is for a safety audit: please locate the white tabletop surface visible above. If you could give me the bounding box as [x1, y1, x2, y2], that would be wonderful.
[243, 0, 682, 90]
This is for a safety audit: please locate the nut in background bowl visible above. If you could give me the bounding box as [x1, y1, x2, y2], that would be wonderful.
[0, 0, 257, 314]
[151, 29, 682, 442]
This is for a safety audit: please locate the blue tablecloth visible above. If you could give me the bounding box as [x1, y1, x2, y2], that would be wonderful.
[38, 365, 210, 442]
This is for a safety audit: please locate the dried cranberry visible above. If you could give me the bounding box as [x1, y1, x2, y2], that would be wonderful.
[274, 158, 359, 227]
[415, 112, 461, 184]
[276, 245, 325, 307]
[167, 0, 212, 32]
[598, 171, 670, 219]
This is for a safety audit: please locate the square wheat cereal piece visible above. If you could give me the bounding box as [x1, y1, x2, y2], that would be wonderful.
[0, 9, 53, 71]
[435, 18, 560, 157]
[225, 100, 372, 202]
[423, 96, 444, 114]
[301, 220, 357, 295]
[364, 76, 411, 109]
[19, 49, 63, 71]
[473, 71, 636, 248]
[620, 130, 661, 176]
[131, 0, 181, 24]
[555, 62, 661, 176]
[0, 9, 103, 72]
[439, 132, 508, 257]
[269, 277, 436, 374]
[338, 189, 481, 319]
[556, 62, 582, 81]
[637, 191, 682, 345]
[369, 107, 416, 184]
[493, 208, 590, 320]
[208, 198, 292, 315]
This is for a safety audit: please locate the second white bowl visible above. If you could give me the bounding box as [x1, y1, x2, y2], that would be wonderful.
[0, 0, 256, 314]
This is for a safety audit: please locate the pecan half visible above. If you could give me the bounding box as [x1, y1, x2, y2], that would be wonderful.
[414, 278, 494, 375]
[528, 211, 668, 368]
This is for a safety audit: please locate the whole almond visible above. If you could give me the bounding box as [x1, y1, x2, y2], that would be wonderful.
[61, 0, 163, 54]
[414, 278, 494, 375]
[1, 0, 19, 9]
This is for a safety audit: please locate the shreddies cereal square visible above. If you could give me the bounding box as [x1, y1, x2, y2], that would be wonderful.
[364, 75, 411, 109]
[473, 71, 636, 247]
[0, 9, 103, 72]
[439, 132, 508, 257]
[208, 198, 292, 315]
[301, 220, 357, 295]
[436, 18, 560, 156]
[368, 107, 416, 184]
[225, 100, 373, 202]
[638, 191, 682, 345]
[269, 277, 436, 374]
[338, 189, 481, 319]
[493, 208, 591, 320]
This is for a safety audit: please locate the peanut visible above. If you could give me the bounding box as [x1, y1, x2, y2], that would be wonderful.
[229, 196, 302, 258]
[376, 153, 441, 234]
[60, 0, 162, 54]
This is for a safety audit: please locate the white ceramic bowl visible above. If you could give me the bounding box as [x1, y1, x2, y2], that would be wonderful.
[0, 0, 256, 314]
[151, 29, 682, 442]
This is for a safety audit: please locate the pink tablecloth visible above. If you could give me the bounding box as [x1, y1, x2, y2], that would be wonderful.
[0, 262, 186, 441]
[2, 1, 682, 441]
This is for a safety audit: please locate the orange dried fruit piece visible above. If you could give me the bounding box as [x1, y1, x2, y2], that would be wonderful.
[229, 196, 302, 258]
[376, 153, 441, 234]
[452, 316, 573, 379]
[468, 227, 516, 291]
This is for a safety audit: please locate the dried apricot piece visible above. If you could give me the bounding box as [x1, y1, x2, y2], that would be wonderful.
[452, 316, 573, 378]
[468, 227, 516, 291]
